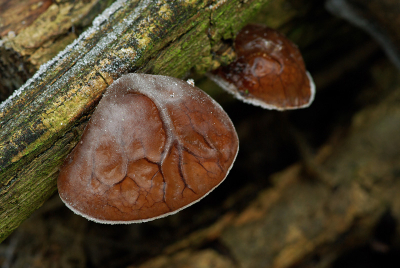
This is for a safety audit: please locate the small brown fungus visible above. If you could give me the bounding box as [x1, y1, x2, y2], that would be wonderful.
[210, 24, 316, 110]
[58, 74, 239, 224]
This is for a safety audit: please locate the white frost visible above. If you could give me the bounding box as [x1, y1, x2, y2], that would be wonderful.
[0, 0, 153, 113]
[186, 78, 195, 86]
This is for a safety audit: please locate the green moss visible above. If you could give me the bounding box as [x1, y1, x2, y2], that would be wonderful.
[0, 0, 269, 243]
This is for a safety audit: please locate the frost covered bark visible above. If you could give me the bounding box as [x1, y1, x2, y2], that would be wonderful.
[0, 0, 266, 242]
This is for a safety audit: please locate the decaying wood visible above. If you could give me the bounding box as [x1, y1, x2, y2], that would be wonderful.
[0, 0, 52, 37]
[135, 64, 400, 268]
[0, 0, 267, 242]
[2, 0, 400, 267]
[0, 0, 111, 100]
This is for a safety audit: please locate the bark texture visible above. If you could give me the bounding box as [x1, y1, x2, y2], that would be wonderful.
[1, 0, 400, 268]
[0, 0, 266, 242]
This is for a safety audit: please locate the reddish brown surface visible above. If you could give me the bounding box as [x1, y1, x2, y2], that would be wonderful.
[213, 24, 313, 110]
[57, 74, 238, 223]
[0, 0, 52, 37]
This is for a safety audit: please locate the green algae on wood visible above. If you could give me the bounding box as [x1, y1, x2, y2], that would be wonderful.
[0, 0, 268, 242]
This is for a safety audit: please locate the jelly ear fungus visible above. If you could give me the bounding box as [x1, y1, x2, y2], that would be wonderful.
[58, 74, 239, 224]
[209, 24, 316, 111]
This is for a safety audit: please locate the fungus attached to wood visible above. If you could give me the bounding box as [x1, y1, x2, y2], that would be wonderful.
[58, 74, 239, 224]
[209, 24, 316, 111]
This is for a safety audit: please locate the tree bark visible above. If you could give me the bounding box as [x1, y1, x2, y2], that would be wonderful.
[0, 0, 111, 100]
[2, 1, 399, 268]
[0, 0, 267, 242]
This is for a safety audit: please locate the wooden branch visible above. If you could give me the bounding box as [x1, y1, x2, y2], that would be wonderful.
[0, 0, 112, 100]
[0, 0, 267, 242]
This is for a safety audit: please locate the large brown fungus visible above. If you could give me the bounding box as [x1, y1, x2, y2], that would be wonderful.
[58, 74, 239, 224]
[209, 24, 315, 110]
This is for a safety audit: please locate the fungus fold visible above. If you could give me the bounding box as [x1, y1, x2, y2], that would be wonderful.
[58, 74, 239, 224]
[209, 24, 316, 110]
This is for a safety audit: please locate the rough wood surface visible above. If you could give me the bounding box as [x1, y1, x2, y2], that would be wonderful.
[0, 0, 111, 100]
[0, 0, 267, 243]
[2, 60, 398, 268]
[133, 63, 400, 268]
[2, 1, 400, 268]
[0, 0, 52, 37]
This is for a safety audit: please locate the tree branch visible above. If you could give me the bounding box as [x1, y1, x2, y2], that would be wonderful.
[0, 0, 267, 242]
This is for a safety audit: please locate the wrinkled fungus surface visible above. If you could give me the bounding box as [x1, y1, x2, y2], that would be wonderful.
[58, 74, 239, 224]
[210, 24, 315, 110]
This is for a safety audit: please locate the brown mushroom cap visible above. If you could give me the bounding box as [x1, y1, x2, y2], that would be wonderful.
[58, 74, 239, 224]
[209, 24, 316, 111]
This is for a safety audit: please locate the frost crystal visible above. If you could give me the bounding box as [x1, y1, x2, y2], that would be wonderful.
[0, 0, 153, 114]
[186, 79, 195, 86]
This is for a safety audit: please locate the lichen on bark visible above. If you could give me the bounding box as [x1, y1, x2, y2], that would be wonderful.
[0, 0, 268, 243]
